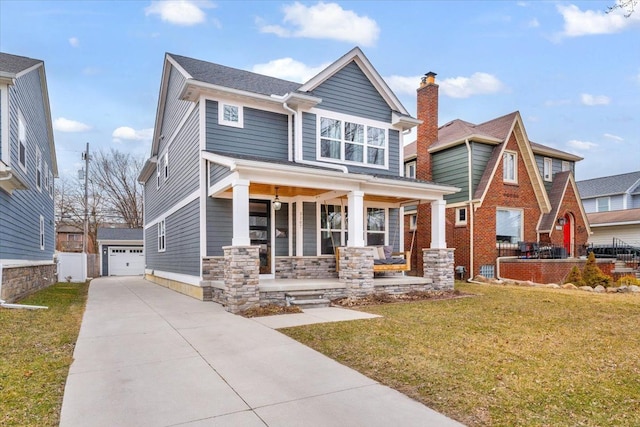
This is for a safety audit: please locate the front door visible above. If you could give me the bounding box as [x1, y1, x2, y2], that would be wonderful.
[563, 214, 572, 257]
[249, 200, 271, 274]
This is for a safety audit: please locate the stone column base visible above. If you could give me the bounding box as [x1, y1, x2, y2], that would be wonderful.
[223, 246, 260, 313]
[423, 248, 455, 290]
[338, 247, 374, 298]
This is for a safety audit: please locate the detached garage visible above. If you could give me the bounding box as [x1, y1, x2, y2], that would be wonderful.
[97, 228, 144, 276]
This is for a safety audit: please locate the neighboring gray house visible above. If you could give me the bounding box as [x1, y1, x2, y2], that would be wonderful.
[0, 53, 57, 302]
[97, 227, 144, 276]
[577, 171, 640, 246]
[138, 47, 459, 312]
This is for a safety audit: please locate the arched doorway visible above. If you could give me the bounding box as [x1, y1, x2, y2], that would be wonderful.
[562, 213, 574, 257]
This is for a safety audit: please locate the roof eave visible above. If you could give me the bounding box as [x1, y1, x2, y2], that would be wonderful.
[428, 134, 502, 153]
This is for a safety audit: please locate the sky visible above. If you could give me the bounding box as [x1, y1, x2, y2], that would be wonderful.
[1, 0, 638, 182]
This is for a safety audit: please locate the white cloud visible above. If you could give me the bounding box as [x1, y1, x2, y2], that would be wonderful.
[527, 18, 539, 28]
[545, 99, 571, 107]
[252, 58, 329, 83]
[257, 2, 379, 46]
[580, 93, 611, 106]
[53, 117, 91, 132]
[69, 37, 79, 47]
[568, 139, 598, 150]
[556, 4, 639, 37]
[439, 72, 505, 98]
[604, 133, 624, 142]
[385, 75, 422, 95]
[145, 0, 216, 26]
[112, 127, 153, 142]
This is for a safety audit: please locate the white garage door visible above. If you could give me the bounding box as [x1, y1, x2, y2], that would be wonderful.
[109, 247, 145, 276]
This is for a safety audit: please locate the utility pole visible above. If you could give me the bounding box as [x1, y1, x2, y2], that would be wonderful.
[81, 143, 90, 253]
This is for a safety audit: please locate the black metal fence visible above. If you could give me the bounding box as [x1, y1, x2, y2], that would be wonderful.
[587, 238, 640, 262]
[497, 241, 575, 259]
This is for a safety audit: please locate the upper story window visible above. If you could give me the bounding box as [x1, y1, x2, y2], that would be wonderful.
[496, 208, 522, 244]
[319, 116, 387, 168]
[219, 103, 243, 128]
[18, 111, 27, 171]
[36, 146, 42, 191]
[156, 161, 161, 188]
[503, 151, 517, 184]
[405, 161, 416, 179]
[455, 207, 467, 226]
[543, 157, 553, 182]
[596, 197, 610, 212]
[163, 152, 168, 181]
[39, 215, 45, 250]
[561, 161, 571, 172]
[48, 169, 54, 198]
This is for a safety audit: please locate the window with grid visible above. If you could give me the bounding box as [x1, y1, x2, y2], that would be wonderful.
[503, 151, 517, 183]
[158, 220, 166, 251]
[366, 207, 386, 246]
[320, 204, 347, 254]
[319, 116, 387, 167]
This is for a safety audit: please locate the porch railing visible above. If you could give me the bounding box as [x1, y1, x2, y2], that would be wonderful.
[587, 238, 640, 262]
[497, 241, 574, 259]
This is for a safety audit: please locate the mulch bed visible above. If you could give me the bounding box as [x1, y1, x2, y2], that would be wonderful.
[240, 305, 303, 318]
[331, 289, 469, 307]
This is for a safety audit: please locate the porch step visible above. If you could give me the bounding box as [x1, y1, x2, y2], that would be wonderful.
[285, 291, 331, 309]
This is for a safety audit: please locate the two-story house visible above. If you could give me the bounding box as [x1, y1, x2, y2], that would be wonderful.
[404, 73, 590, 280]
[138, 48, 459, 312]
[0, 53, 57, 302]
[577, 171, 640, 247]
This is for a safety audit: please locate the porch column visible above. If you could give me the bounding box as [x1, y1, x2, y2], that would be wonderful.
[232, 179, 250, 246]
[430, 199, 447, 249]
[223, 245, 259, 313]
[347, 190, 365, 247]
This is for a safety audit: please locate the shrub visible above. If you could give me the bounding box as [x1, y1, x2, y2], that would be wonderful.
[564, 265, 584, 286]
[616, 275, 640, 287]
[582, 252, 613, 288]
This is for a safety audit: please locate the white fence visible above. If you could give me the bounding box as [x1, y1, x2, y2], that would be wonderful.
[57, 253, 87, 282]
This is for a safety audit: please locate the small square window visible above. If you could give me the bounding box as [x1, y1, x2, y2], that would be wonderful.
[405, 161, 416, 179]
[219, 103, 243, 128]
[561, 161, 570, 172]
[409, 214, 417, 230]
[455, 207, 467, 226]
[503, 151, 517, 183]
[596, 197, 610, 212]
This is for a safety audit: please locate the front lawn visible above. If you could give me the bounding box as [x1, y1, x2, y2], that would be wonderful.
[0, 282, 89, 426]
[282, 282, 640, 426]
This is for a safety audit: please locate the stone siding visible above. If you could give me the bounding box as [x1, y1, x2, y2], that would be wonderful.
[202, 256, 225, 280]
[422, 248, 455, 290]
[1, 263, 57, 303]
[223, 246, 259, 313]
[260, 288, 347, 307]
[275, 256, 337, 279]
[338, 247, 374, 297]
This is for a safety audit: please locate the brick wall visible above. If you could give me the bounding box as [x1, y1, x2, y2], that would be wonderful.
[546, 182, 590, 256]
[499, 258, 615, 284]
[1, 263, 57, 303]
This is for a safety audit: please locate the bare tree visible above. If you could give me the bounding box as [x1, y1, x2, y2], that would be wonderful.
[607, 0, 637, 16]
[91, 149, 144, 228]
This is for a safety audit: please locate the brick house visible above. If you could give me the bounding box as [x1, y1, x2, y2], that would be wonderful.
[404, 73, 591, 279]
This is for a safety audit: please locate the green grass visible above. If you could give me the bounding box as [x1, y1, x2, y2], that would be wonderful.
[0, 282, 89, 427]
[282, 283, 640, 426]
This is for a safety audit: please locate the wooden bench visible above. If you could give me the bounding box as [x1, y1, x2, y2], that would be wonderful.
[335, 247, 411, 272]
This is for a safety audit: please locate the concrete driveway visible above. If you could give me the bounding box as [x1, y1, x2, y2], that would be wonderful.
[59, 276, 463, 426]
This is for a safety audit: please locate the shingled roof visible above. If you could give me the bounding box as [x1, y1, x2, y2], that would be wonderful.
[0, 52, 41, 75]
[169, 53, 302, 97]
[576, 171, 640, 199]
[97, 228, 143, 241]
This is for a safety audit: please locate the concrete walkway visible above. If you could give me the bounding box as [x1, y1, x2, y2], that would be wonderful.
[60, 276, 464, 427]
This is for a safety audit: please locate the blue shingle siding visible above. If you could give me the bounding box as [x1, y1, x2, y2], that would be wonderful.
[205, 100, 288, 160]
[302, 112, 316, 162]
[310, 61, 391, 123]
[303, 202, 316, 256]
[209, 163, 232, 184]
[0, 66, 55, 261]
[206, 197, 232, 256]
[631, 195, 640, 209]
[159, 66, 192, 150]
[292, 202, 297, 255]
[389, 208, 400, 252]
[433, 145, 469, 204]
[274, 203, 289, 256]
[146, 199, 200, 276]
[145, 106, 200, 223]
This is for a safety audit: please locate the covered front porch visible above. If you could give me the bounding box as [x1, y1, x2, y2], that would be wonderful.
[203, 152, 458, 312]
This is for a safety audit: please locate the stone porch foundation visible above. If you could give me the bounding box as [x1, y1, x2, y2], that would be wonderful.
[422, 248, 455, 290]
[1, 263, 57, 303]
[223, 246, 260, 313]
[338, 246, 374, 298]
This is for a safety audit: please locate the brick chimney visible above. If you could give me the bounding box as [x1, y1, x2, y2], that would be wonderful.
[416, 72, 438, 182]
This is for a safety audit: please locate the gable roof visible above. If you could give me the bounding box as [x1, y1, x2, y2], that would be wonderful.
[576, 171, 640, 199]
[97, 228, 143, 241]
[0, 52, 57, 176]
[538, 171, 590, 235]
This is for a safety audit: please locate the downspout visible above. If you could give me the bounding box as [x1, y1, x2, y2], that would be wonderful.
[283, 102, 348, 173]
[0, 172, 13, 181]
[464, 138, 474, 279]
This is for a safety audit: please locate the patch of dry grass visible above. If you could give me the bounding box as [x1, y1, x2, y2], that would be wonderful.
[281, 282, 640, 426]
[0, 282, 89, 426]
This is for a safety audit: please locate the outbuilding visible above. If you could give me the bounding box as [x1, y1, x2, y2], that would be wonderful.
[97, 228, 144, 276]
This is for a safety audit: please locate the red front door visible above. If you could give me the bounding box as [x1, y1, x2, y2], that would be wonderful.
[563, 214, 571, 256]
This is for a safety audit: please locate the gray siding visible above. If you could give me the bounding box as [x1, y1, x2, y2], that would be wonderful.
[145, 107, 200, 223]
[292, 202, 297, 255]
[302, 113, 399, 176]
[432, 145, 469, 204]
[274, 203, 289, 256]
[632, 194, 640, 209]
[310, 61, 391, 123]
[159, 66, 192, 153]
[303, 202, 316, 256]
[389, 208, 400, 252]
[206, 197, 232, 256]
[0, 67, 55, 261]
[535, 155, 574, 193]
[209, 163, 232, 185]
[146, 198, 200, 276]
[205, 100, 288, 160]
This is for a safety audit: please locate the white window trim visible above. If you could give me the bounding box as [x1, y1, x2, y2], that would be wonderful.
[156, 160, 161, 189]
[405, 160, 416, 179]
[543, 157, 553, 182]
[409, 214, 417, 230]
[157, 220, 166, 252]
[18, 111, 27, 172]
[36, 146, 42, 192]
[317, 203, 348, 255]
[596, 197, 610, 212]
[48, 169, 54, 198]
[503, 150, 517, 184]
[455, 207, 467, 226]
[315, 111, 390, 170]
[365, 206, 388, 246]
[496, 207, 523, 246]
[163, 152, 168, 181]
[39, 215, 45, 250]
[218, 102, 244, 128]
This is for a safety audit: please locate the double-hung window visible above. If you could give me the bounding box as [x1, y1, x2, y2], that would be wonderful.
[157, 220, 166, 252]
[503, 151, 517, 183]
[366, 207, 386, 246]
[405, 161, 416, 179]
[455, 207, 467, 226]
[596, 197, 610, 212]
[319, 116, 387, 167]
[543, 157, 552, 182]
[496, 208, 522, 244]
[320, 204, 347, 254]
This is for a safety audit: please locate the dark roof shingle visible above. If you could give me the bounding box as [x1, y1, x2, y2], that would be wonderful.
[97, 228, 143, 241]
[0, 52, 42, 75]
[576, 171, 640, 199]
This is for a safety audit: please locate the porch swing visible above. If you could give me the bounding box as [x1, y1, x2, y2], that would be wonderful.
[333, 201, 412, 273]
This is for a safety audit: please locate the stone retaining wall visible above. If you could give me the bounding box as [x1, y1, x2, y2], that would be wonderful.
[1, 263, 57, 303]
[275, 256, 337, 279]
